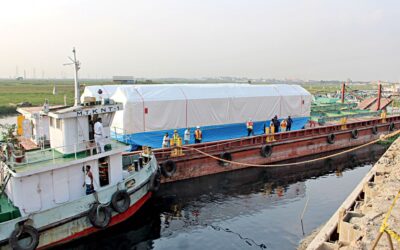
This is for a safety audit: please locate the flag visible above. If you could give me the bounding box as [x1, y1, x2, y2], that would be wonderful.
[53, 85, 57, 95]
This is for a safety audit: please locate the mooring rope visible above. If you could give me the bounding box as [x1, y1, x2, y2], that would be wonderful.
[179, 130, 400, 168]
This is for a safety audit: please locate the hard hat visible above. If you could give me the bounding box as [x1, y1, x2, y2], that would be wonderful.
[174, 129, 177, 132]
[196, 126, 200, 129]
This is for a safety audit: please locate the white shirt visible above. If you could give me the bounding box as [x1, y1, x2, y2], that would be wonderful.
[85, 171, 92, 185]
[184, 129, 190, 141]
[162, 135, 169, 145]
[94, 121, 103, 136]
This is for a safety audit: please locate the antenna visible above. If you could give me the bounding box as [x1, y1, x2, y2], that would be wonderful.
[64, 47, 81, 106]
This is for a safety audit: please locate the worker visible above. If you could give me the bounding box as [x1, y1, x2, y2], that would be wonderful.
[286, 116, 293, 131]
[94, 118, 105, 153]
[246, 119, 254, 136]
[194, 126, 202, 143]
[273, 115, 280, 133]
[280, 119, 287, 132]
[269, 119, 275, 133]
[173, 130, 180, 145]
[162, 133, 170, 148]
[184, 128, 191, 144]
[83, 165, 94, 195]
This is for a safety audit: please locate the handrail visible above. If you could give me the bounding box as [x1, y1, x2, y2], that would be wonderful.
[6, 139, 124, 168]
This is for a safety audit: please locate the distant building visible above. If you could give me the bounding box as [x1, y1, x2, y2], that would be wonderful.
[112, 76, 135, 84]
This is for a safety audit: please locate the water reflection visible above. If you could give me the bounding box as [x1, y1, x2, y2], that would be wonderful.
[59, 144, 386, 250]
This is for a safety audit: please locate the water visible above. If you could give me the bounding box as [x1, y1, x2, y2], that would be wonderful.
[58, 144, 386, 250]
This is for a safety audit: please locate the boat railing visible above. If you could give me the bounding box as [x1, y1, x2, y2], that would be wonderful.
[110, 126, 130, 144]
[6, 139, 126, 169]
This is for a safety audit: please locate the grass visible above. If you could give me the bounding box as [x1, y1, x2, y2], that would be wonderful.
[0, 79, 113, 115]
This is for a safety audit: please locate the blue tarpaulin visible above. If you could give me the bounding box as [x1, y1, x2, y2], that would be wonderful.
[112, 117, 309, 150]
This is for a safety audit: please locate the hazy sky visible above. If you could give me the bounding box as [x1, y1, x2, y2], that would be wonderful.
[1, 0, 399, 81]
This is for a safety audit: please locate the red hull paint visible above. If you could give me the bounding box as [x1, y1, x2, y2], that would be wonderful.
[143, 116, 400, 183]
[40, 191, 152, 249]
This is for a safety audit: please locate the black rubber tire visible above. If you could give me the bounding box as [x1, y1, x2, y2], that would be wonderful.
[9, 225, 39, 250]
[389, 122, 395, 132]
[351, 129, 359, 139]
[111, 190, 131, 213]
[260, 145, 273, 157]
[161, 160, 176, 178]
[218, 152, 232, 166]
[372, 125, 378, 135]
[327, 134, 335, 144]
[88, 203, 112, 229]
[149, 170, 161, 192]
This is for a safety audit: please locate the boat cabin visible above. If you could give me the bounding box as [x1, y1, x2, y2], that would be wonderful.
[3, 102, 129, 216]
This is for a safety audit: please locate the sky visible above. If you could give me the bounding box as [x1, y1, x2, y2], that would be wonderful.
[0, 0, 400, 81]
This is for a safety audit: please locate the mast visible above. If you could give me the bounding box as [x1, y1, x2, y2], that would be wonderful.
[72, 48, 81, 106]
[64, 47, 81, 106]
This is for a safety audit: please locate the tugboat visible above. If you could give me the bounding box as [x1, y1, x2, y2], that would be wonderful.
[0, 48, 160, 249]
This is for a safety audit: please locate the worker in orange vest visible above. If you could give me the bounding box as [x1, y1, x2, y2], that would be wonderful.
[246, 119, 254, 136]
[194, 126, 202, 143]
[280, 119, 287, 132]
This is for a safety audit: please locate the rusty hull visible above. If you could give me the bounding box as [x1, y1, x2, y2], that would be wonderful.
[129, 116, 400, 183]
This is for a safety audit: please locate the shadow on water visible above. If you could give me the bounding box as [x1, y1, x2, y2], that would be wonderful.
[59, 144, 387, 250]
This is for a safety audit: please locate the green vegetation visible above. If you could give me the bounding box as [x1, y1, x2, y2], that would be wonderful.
[0, 79, 113, 115]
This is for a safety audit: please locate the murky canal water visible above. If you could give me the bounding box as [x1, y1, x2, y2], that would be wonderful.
[58, 144, 386, 250]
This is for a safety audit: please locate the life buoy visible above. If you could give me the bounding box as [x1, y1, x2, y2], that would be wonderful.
[111, 190, 131, 213]
[161, 160, 176, 177]
[88, 203, 112, 228]
[260, 145, 273, 157]
[327, 134, 335, 144]
[372, 125, 378, 135]
[351, 129, 359, 139]
[218, 152, 232, 166]
[9, 224, 39, 250]
[389, 122, 395, 131]
[149, 170, 161, 192]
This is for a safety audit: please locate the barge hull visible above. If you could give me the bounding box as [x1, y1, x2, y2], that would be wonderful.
[149, 116, 400, 183]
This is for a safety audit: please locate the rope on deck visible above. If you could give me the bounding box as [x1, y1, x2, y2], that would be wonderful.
[180, 129, 400, 168]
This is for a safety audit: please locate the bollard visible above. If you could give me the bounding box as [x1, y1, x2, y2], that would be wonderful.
[133, 160, 139, 171]
[138, 157, 143, 169]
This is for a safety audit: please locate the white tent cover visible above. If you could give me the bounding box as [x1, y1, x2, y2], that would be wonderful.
[81, 84, 312, 134]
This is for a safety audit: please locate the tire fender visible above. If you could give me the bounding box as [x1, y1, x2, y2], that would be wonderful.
[161, 160, 176, 178]
[219, 152, 232, 166]
[149, 169, 161, 192]
[351, 129, 359, 139]
[9, 224, 39, 250]
[111, 190, 131, 213]
[327, 134, 335, 144]
[372, 125, 378, 135]
[260, 145, 273, 157]
[88, 203, 112, 229]
[389, 122, 395, 131]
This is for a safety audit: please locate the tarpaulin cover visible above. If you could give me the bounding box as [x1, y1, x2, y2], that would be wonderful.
[82, 83, 311, 149]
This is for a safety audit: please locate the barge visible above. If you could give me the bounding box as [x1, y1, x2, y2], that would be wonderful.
[129, 115, 400, 183]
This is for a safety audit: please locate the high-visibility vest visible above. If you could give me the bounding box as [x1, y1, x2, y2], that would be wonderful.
[246, 121, 253, 129]
[281, 120, 287, 128]
[195, 130, 202, 140]
[173, 133, 179, 142]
